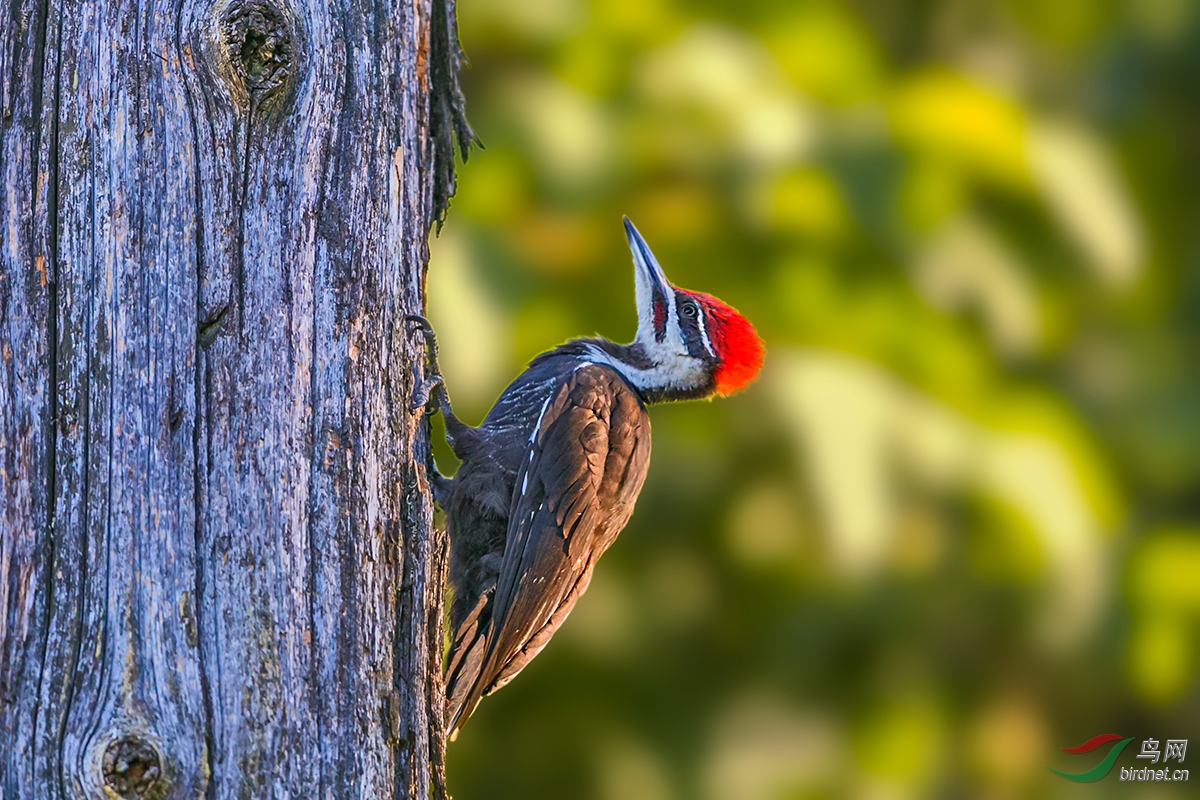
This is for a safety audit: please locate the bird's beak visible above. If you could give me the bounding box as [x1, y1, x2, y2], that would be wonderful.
[624, 217, 673, 301]
[624, 218, 674, 347]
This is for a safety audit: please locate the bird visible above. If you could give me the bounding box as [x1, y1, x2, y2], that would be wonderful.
[409, 217, 764, 738]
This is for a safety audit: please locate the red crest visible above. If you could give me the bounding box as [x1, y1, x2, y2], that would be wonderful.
[692, 292, 765, 396]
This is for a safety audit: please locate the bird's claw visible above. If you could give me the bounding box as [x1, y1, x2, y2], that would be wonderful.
[412, 373, 445, 414]
[407, 314, 450, 416]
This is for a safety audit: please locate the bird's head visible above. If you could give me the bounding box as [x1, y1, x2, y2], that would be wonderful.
[619, 217, 764, 401]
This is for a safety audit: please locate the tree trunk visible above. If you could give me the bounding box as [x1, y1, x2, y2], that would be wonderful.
[0, 0, 468, 796]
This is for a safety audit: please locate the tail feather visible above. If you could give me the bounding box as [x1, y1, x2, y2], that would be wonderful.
[445, 586, 494, 738]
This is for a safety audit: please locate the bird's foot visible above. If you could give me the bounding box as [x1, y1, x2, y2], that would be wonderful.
[412, 373, 445, 414]
[407, 314, 473, 463]
[407, 315, 452, 416]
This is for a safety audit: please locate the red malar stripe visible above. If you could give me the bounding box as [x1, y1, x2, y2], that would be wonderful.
[1063, 733, 1125, 754]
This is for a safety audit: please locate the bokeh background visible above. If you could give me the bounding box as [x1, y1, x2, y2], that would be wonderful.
[427, 0, 1200, 797]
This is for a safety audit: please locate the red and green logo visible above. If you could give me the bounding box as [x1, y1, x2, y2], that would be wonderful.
[1047, 734, 1135, 782]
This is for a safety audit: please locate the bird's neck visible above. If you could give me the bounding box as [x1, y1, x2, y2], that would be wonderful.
[554, 338, 715, 404]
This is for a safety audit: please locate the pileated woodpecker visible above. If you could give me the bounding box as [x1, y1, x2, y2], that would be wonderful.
[411, 218, 764, 738]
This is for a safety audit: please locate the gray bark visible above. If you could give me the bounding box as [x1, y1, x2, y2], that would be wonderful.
[0, 0, 467, 796]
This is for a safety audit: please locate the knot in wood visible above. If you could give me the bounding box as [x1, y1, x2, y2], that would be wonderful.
[222, 0, 293, 99]
[102, 737, 162, 798]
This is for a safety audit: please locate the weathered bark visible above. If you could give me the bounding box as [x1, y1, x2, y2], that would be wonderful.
[0, 0, 467, 796]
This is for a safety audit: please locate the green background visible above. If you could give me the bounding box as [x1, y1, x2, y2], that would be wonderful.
[428, 0, 1200, 796]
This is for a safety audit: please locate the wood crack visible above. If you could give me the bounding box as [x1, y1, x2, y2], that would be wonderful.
[27, 0, 59, 788]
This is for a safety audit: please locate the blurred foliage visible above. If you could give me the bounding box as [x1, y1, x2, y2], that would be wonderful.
[428, 0, 1200, 796]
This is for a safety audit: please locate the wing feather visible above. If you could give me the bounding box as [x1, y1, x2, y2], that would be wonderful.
[448, 364, 651, 733]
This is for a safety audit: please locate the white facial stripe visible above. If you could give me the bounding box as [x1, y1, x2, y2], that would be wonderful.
[584, 345, 706, 393]
[664, 292, 684, 353]
[694, 307, 715, 357]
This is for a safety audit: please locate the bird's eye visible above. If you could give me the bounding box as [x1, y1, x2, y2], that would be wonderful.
[682, 303, 698, 318]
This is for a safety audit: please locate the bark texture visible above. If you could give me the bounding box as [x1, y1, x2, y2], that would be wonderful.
[0, 0, 467, 796]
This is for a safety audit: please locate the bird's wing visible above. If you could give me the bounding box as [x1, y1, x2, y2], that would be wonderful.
[449, 363, 651, 733]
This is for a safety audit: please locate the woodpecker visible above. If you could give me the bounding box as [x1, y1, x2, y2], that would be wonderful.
[411, 218, 764, 738]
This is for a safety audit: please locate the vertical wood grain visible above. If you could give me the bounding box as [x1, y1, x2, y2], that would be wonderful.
[0, 0, 466, 795]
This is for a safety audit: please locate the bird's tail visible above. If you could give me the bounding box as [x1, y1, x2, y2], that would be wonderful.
[444, 587, 494, 739]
